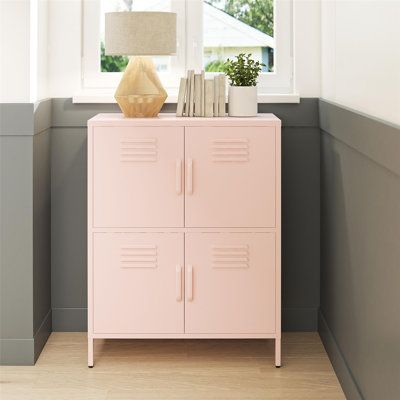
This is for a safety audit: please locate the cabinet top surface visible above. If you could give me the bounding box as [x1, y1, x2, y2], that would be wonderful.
[88, 113, 281, 127]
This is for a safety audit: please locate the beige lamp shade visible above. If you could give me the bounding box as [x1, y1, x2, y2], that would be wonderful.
[105, 12, 177, 56]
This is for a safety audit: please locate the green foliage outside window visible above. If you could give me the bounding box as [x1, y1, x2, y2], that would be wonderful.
[205, 59, 226, 72]
[100, 42, 128, 72]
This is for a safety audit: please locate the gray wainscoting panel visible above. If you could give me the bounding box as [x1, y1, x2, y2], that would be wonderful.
[0, 104, 35, 136]
[320, 100, 400, 399]
[0, 339, 35, 366]
[259, 99, 319, 127]
[50, 98, 321, 331]
[33, 130, 52, 336]
[51, 128, 88, 322]
[0, 136, 34, 340]
[0, 99, 52, 365]
[281, 126, 320, 330]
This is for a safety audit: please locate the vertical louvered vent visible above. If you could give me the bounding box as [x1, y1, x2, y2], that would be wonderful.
[212, 245, 249, 268]
[120, 138, 157, 162]
[120, 245, 157, 268]
[212, 138, 249, 162]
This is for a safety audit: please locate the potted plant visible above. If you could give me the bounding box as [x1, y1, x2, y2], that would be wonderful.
[223, 53, 265, 117]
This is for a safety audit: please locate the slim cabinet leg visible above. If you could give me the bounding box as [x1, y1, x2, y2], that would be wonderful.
[275, 338, 281, 368]
[88, 337, 94, 368]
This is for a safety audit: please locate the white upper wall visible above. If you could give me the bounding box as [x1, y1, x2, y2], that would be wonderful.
[321, 0, 400, 125]
[0, 0, 49, 103]
[0, 0, 31, 102]
[37, 0, 49, 100]
[293, 0, 321, 97]
[48, 0, 81, 99]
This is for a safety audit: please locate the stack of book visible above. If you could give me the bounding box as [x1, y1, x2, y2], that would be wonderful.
[176, 70, 226, 117]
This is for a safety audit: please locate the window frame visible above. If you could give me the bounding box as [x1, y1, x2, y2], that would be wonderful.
[81, 0, 294, 97]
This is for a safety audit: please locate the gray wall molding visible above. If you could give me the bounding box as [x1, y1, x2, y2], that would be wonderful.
[52, 308, 87, 332]
[319, 99, 400, 176]
[33, 309, 52, 362]
[0, 308, 51, 366]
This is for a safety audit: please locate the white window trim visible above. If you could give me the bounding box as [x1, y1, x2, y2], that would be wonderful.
[77, 0, 297, 103]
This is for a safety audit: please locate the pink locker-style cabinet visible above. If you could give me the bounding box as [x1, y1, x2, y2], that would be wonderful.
[87, 114, 281, 367]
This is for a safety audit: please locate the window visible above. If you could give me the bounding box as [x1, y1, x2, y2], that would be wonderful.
[83, 0, 293, 97]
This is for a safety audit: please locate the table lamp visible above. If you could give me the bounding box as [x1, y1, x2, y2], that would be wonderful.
[105, 12, 177, 118]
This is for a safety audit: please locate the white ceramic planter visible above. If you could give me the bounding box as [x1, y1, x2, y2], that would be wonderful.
[228, 86, 257, 117]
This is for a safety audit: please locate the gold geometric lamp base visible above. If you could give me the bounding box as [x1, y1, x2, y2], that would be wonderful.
[115, 56, 167, 118]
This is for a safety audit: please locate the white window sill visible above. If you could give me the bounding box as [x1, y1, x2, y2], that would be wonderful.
[72, 91, 300, 104]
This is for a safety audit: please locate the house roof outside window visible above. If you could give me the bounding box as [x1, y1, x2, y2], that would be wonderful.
[203, 2, 274, 49]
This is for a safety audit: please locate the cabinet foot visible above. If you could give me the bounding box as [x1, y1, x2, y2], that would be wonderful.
[88, 337, 94, 367]
[275, 338, 281, 367]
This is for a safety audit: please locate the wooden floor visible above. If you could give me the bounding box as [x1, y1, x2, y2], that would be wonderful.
[0, 332, 345, 400]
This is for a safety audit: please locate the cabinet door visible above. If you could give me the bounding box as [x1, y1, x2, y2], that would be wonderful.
[185, 233, 276, 334]
[93, 127, 184, 227]
[93, 233, 184, 334]
[185, 126, 276, 227]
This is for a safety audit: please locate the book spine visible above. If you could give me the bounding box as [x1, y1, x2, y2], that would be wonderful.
[184, 70, 191, 116]
[201, 70, 205, 117]
[204, 79, 214, 118]
[194, 74, 201, 117]
[176, 77, 187, 117]
[213, 75, 219, 116]
[218, 74, 226, 117]
[188, 70, 195, 117]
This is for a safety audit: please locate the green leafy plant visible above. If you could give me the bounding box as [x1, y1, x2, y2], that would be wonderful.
[223, 53, 265, 87]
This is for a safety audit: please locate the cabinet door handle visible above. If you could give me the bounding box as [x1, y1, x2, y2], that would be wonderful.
[187, 265, 193, 301]
[187, 158, 193, 194]
[176, 265, 182, 301]
[175, 159, 182, 194]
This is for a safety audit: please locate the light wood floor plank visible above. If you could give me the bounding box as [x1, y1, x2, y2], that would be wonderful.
[0, 332, 345, 400]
